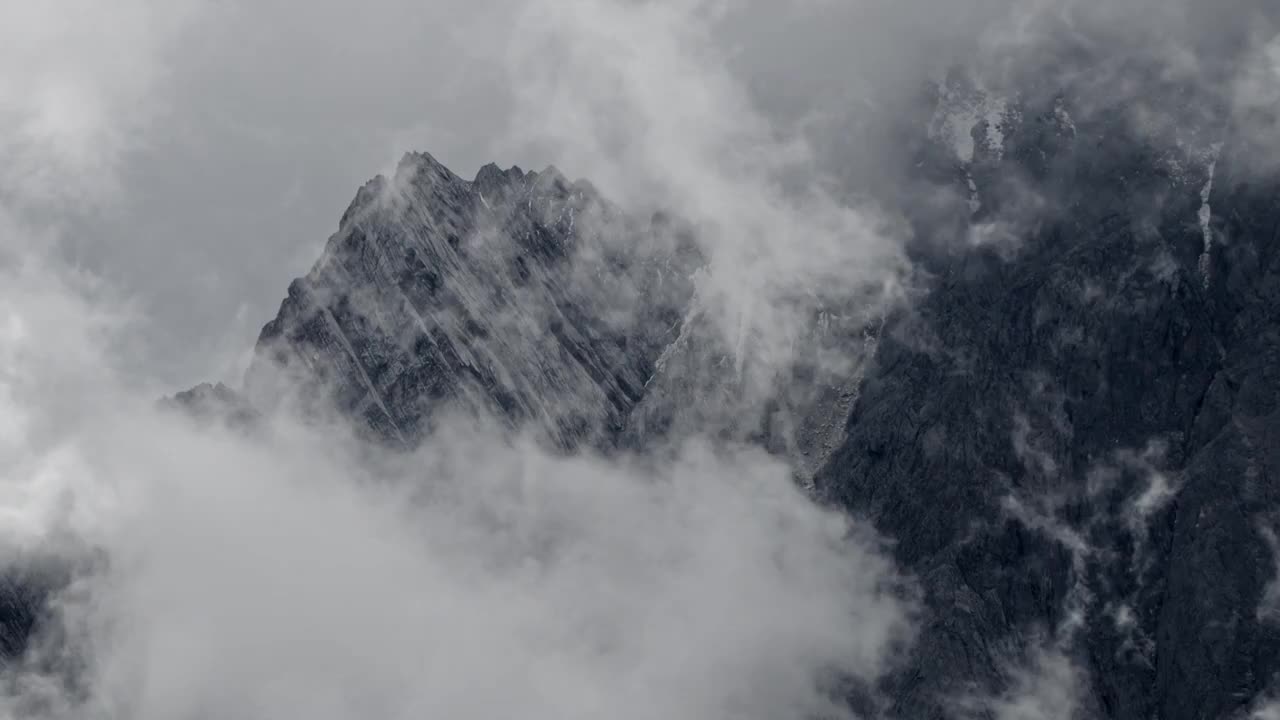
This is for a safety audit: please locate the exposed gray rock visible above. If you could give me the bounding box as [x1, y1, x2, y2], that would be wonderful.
[0, 572, 45, 664]
[162, 382, 259, 429]
[241, 151, 701, 451]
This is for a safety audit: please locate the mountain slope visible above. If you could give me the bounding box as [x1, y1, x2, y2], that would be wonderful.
[814, 70, 1280, 719]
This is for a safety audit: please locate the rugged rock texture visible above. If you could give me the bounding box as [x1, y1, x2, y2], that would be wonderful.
[0, 559, 71, 672]
[0, 573, 44, 664]
[813, 68, 1280, 718]
[235, 149, 877, 470]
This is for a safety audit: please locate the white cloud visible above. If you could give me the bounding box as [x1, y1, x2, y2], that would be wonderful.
[0, 251, 915, 716]
[0, 0, 204, 209]
[1255, 697, 1280, 720]
[498, 0, 909, 413]
[985, 648, 1087, 720]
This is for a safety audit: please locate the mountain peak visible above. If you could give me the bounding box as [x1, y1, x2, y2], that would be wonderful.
[240, 152, 700, 450]
[473, 161, 527, 198]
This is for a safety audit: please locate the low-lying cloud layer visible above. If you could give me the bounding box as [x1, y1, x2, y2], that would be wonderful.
[0, 412, 915, 718]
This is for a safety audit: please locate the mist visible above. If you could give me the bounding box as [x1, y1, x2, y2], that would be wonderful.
[5, 0, 1280, 717]
[2, 1, 928, 715]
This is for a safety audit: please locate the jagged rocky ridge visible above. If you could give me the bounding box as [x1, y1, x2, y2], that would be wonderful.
[241, 153, 702, 451]
[7, 60, 1280, 720]
[232, 150, 865, 460]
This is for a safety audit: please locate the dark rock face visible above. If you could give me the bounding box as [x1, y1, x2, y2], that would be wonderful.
[812, 69, 1280, 718]
[0, 573, 45, 664]
[0, 559, 72, 672]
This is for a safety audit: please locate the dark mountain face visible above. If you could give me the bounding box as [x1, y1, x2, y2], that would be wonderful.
[812, 71, 1280, 717]
[10, 48, 1280, 720]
